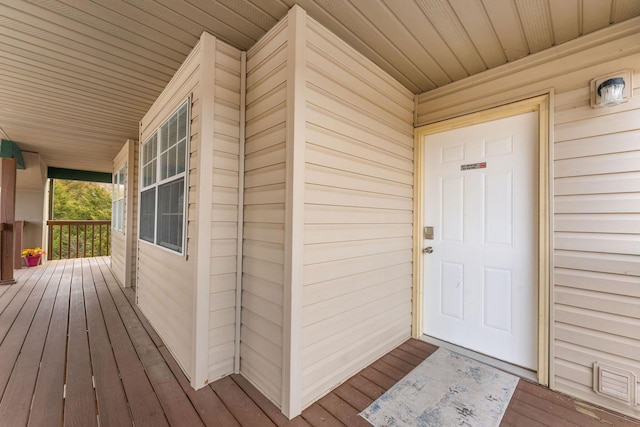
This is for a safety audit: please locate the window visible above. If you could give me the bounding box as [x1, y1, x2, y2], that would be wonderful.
[112, 164, 126, 232]
[139, 100, 189, 253]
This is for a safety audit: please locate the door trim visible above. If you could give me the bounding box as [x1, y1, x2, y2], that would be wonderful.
[412, 94, 551, 386]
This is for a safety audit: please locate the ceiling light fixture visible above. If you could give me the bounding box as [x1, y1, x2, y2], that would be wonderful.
[597, 78, 625, 107]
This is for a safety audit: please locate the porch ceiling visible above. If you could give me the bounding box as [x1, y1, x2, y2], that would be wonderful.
[0, 0, 639, 173]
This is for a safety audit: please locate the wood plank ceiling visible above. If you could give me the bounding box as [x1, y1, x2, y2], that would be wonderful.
[0, 0, 639, 173]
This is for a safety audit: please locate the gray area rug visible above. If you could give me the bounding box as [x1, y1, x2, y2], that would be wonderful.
[359, 348, 519, 426]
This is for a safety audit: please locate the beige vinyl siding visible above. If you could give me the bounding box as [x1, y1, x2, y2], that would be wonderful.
[208, 42, 242, 381]
[110, 139, 138, 289]
[415, 21, 640, 418]
[110, 232, 126, 284]
[129, 142, 139, 288]
[241, 18, 288, 406]
[137, 42, 202, 378]
[552, 71, 640, 417]
[300, 17, 414, 407]
[110, 141, 129, 287]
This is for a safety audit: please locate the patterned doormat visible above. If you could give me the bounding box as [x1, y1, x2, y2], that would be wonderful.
[359, 348, 519, 426]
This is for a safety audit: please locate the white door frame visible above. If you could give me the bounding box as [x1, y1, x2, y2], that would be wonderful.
[413, 95, 551, 386]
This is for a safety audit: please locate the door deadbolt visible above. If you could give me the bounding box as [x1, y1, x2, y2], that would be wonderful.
[423, 246, 433, 254]
[424, 226, 434, 240]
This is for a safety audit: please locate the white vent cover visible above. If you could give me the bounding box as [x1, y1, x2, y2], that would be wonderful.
[593, 362, 637, 405]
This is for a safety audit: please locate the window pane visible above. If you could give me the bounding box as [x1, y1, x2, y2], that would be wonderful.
[142, 135, 157, 188]
[177, 141, 186, 174]
[168, 146, 177, 177]
[156, 178, 184, 252]
[112, 199, 124, 232]
[140, 188, 156, 243]
[143, 164, 153, 188]
[169, 114, 177, 146]
[149, 136, 157, 164]
[160, 151, 169, 181]
[160, 122, 169, 152]
[178, 104, 188, 140]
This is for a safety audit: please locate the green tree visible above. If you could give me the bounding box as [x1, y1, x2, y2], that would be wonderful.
[51, 180, 112, 259]
[53, 180, 112, 220]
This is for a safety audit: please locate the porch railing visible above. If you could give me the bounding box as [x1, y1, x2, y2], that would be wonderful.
[46, 220, 111, 260]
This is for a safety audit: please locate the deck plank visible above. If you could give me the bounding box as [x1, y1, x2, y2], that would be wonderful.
[0, 263, 52, 398]
[369, 359, 406, 382]
[347, 374, 386, 401]
[121, 286, 164, 348]
[515, 380, 640, 427]
[511, 387, 602, 427]
[332, 382, 373, 412]
[388, 347, 425, 367]
[317, 393, 370, 427]
[159, 345, 237, 427]
[501, 405, 546, 426]
[97, 259, 205, 427]
[507, 397, 579, 426]
[210, 376, 277, 427]
[379, 352, 414, 374]
[64, 259, 99, 427]
[28, 260, 72, 426]
[90, 258, 169, 427]
[0, 264, 46, 344]
[301, 403, 345, 426]
[399, 339, 437, 359]
[0, 266, 37, 316]
[0, 261, 62, 426]
[82, 259, 133, 426]
[0, 261, 638, 427]
[230, 374, 310, 427]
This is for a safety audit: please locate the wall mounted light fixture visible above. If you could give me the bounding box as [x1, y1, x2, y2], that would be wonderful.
[591, 70, 633, 108]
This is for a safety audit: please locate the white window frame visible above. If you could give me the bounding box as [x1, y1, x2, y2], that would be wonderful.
[138, 99, 190, 255]
[112, 164, 126, 233]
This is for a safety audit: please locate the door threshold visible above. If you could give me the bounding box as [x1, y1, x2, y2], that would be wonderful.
[420, 335, 538, 382]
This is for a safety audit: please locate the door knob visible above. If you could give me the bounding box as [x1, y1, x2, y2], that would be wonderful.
[423, 246, 433, 254]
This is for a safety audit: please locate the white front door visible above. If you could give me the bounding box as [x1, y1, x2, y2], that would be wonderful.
[422, 111, 538, 370]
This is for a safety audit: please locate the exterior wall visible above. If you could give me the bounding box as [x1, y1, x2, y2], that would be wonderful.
[110, 139, 139, 289]
[139, 32, 242, 387]
[415, 19, 640, 419]
[138, 40, 202, 378]
[240, 8, 415, 415]
[300, 16, 415, 407]
[16, 152, 47, 251]
[129, 141, 139, 288]
[15, 190, 45, 250]
[110, 141, 128, 287]
[241, 17, 289, 406]
[110, 223, 126, 285]
[207, 42, 243, 381]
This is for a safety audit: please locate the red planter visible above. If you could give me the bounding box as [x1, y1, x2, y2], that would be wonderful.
[24, 254, 42, 267]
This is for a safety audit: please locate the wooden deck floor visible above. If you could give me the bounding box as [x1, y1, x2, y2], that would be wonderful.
[0, 257, 638, 426]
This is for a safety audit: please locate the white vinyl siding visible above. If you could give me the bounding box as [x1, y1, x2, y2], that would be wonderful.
[300, 17, 414, 408]
[241, 18, 288, 406]
[415, 25, 640, 419]
[208, 42, 242, 381]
